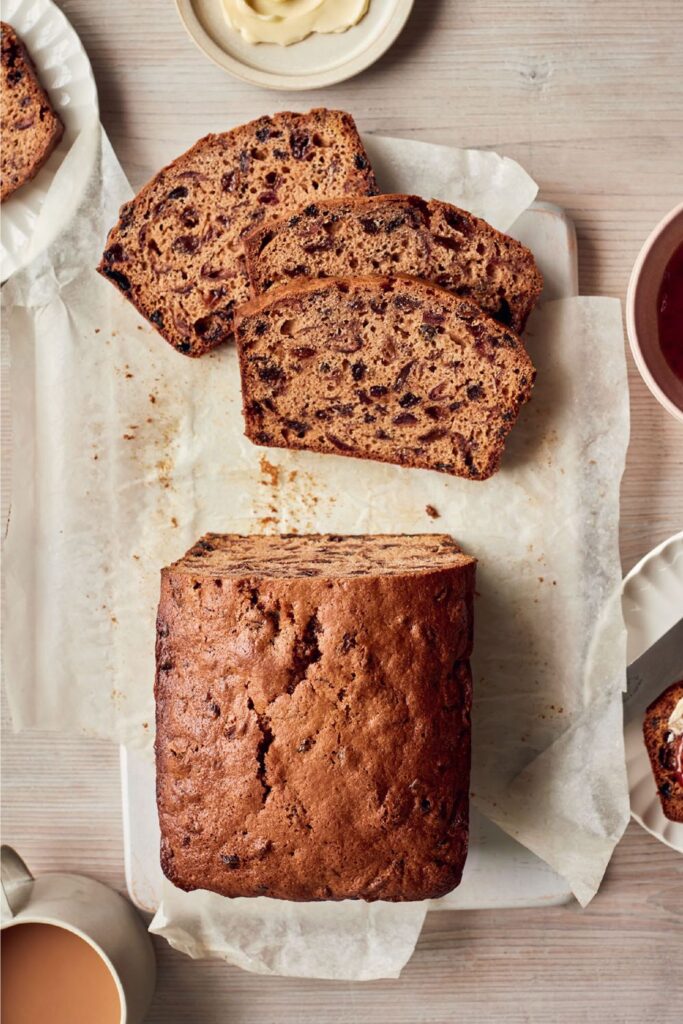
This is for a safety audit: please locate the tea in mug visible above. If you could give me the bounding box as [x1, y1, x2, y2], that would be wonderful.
[1, 922, 121, 1024]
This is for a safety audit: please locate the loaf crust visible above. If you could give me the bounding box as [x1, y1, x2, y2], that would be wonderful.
[236, 274, 535, 480]
[643, 680, 683, 823]
[97, 109, 378, 356]
[1, 22, 64, 203]
[155, 533, 476, 902]
[244, 194, 543, 333]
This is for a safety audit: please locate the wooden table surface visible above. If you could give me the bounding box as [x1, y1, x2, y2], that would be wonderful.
[3, 1, 683, 1020]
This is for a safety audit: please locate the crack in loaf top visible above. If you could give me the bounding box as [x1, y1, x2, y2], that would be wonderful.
[97, 109, 379, 357]
[172, 533, 475, 579]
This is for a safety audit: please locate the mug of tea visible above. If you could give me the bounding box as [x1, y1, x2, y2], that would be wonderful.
[1, 845, 156, 1023]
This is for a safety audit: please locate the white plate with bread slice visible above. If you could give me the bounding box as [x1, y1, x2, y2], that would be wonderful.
[623, 531, 683, 854]
[1, 0, 99, 281]
[176, 0, 414, 90]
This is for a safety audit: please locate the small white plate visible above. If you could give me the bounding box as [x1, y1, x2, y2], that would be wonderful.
[1, 0, 99, 282]
[623, 531, 683, 854]
[176, 0, 414, 91]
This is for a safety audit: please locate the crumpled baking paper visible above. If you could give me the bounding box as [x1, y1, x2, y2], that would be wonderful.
[2, 126, 630, 979]
[150, 887, 427, 981]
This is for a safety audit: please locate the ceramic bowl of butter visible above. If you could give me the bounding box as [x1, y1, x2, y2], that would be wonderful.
[626, 201, 683, 424]
[175, 0, 414, 90]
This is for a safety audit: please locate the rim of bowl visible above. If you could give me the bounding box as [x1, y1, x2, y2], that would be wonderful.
[625, 200, 683, 425]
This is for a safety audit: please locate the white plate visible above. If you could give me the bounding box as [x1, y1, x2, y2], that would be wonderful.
[120, 201, 578, 914]
[1, 0, 99, 282]
[623, 531, 683, 854]
[176, 0, 414, 91]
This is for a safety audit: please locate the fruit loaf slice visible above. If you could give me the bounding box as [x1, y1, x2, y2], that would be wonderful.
[643, 680, 683, 823]
[1, 22, 64, 203]
[156, 532, 475, 901]
[97, 109, 378, 356]
[244, 194, 543, 333]
[235, 275, 536, 480]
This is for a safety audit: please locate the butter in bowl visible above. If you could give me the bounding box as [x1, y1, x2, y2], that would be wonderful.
[175, 0, 415, 90]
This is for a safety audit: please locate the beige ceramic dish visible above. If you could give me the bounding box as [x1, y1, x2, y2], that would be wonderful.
[626, 201, 683, 424]
[175, 0, 414, 90]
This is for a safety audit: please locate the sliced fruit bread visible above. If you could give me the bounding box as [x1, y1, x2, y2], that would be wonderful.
[244, 194, 543, 333]
[643, 680, 683, 823]
[1, 22, 64, 203]
[98, 109, 379, 356]
[235, 275, 536, 481]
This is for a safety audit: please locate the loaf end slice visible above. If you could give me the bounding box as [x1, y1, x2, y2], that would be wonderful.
[235, 275, 536, 480]
[155, 533, 475, 902]
[97, 109, 378, 356]
[643, 680, 683, 823]
[1, 22, 64, 203]
[244, 194, 543, 333]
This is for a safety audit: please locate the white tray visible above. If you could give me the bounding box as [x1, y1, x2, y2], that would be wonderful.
[121, 201, 578, 914]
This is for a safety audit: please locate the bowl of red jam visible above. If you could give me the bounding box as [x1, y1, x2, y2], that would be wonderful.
[626, 201, 683, 424]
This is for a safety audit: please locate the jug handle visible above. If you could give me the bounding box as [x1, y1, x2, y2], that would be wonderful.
[1, 845, 34, 921]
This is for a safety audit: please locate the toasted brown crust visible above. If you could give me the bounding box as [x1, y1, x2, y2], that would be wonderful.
[155, 533, 475, 902]
[1, 22, 64, 203]
[235, 274, 535, 480]
[643, 680, 683, 823]
[244, 194, 543, 333]
[97, 109, 378, 356]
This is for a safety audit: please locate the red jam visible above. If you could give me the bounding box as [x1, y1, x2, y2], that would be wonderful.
[657, 240, 683, 382]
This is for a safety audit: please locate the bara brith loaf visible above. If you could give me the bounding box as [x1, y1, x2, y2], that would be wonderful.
[155, 533, 476, 902]
[235, 275, 536, 480]
[1, 22, 64, 203]
[244, 194, 543, 333]
[98, 109, 378, 356]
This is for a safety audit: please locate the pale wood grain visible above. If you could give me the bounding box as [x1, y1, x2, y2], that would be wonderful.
[2, 0, 683, 1020]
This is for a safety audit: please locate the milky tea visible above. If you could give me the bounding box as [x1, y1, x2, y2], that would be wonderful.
[1, 922, 121, 1024]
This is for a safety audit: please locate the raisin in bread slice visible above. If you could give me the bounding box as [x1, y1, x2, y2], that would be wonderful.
[97, 109, 378, 356]
[235, 275, 535, 480]
[244, 194, 543, 333]
[156, 533, 475, 901]
[1, 22, 64, 203]
[643, 680, 683, 823]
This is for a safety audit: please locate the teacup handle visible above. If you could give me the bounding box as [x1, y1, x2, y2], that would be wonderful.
[1, 846, 34, 921]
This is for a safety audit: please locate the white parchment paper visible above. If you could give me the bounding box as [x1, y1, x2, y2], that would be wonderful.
[2, 128, 630, 978]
